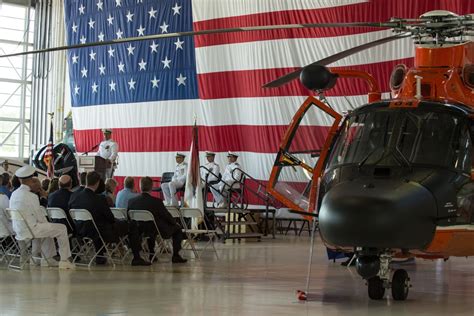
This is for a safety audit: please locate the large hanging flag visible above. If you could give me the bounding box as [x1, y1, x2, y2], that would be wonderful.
[43, 119, 54, 178]
[184, 120, 203, 212]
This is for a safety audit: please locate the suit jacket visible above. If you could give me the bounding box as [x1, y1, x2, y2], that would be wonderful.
[48, 188, 72, 212]
[127, 193, 177, 237]
[68, 187, 115, 230]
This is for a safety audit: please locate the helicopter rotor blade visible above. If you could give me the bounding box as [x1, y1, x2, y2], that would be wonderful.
[262, 32, 412, 88]
[0, 21, 399, 59]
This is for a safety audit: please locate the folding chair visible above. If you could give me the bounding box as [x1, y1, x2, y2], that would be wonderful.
[5, 208, 48, 270]
[109, 208, 131, 263]
[128, 210, 171, 263]
[180, 208, 219, 259]
[40, 206, 50, 221]
[166, 206, 181, 219]
[47, 207, 79, 254]
[69, 209, 116, 268]
[0, 212, 19, 265]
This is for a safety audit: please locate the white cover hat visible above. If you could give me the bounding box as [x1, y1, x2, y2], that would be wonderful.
[15, 165, 36, 179]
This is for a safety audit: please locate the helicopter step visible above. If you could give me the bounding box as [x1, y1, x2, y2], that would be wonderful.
[359, 253, 412, 301]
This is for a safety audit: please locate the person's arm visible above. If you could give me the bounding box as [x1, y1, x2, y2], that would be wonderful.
[156, 199, 177, 226]
[110, 142, 118, 163]
[177, 163, 187, 183]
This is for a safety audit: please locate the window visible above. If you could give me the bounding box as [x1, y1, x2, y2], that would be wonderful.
[0, 2, 34, 159]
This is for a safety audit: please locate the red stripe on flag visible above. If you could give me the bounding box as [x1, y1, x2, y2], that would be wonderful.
[193, 0, 474, 47]
[197, 58, 414, 99]
[73, 125, 331, 153]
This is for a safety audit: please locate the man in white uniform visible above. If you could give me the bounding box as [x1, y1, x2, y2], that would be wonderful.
[9, 166, 75, 269]
[201, 151, 220, 184]
[162, 153, 188, 206]
[97, 129, 118, 178]
[214, 152, 242, 208]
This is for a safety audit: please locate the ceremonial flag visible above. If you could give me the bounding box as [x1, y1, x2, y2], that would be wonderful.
[44, 120, 54, 178]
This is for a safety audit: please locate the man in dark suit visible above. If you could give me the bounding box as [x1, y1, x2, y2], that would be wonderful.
[69, 172, 87, 206]
[48, 175, 75, 233]
[69, 171, 149, 266]
[128, 176, 187, 263]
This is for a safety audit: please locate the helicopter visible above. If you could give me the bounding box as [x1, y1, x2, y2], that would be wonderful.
[266, 10, 474, 301]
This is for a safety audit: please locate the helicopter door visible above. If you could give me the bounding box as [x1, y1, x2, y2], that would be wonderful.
[268, 96, 342, 213]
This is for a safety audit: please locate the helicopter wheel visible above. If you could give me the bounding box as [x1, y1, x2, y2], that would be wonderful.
[367, 276, 385, 300]
[391, 269, 410, 301]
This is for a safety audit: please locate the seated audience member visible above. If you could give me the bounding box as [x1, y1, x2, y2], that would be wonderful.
[105, 178, 118, 206]
[0, 173, 11, 198]
[69, 172, 87, 206]
[116, 177, 139, 209]
[9, 165, 75, 269]
[11, 175, 21, 192]
[31, 178, 48, 208]
[213, 152, 243, 208]
[128, 176, 187, 263]
[0, 190, 12, 233]
[96, 178, 114, 207]
[47, 178, 59, 195]
[69, 171, 149, 266]
[162, 153, 188, 206]
[41, 178, 51, 192]
[48, 175, 75, 233]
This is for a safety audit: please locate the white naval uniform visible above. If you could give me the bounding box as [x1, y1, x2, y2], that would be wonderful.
[162, 162, 188, 206]
[9, 184, 71, 260]
[97, 139, 119, 178]
[201, 161, 220, 183]
[213, 162, 242, 204]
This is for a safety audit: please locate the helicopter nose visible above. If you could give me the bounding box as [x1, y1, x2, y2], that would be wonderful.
[318, 179, 437, 249]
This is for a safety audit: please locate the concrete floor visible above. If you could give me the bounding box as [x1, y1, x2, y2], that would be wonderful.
[0, 236, 473, 315]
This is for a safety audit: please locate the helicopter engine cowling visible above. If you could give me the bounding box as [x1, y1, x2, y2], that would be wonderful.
[299, 65, 338, 91]
[319, 178, 437, 250]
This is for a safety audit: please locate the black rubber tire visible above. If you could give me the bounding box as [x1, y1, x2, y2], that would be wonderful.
[368, 276, 385, 300]
[392, 269, 410, 301]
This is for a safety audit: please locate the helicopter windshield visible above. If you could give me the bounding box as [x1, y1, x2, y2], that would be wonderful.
[328, 105, 469, 170]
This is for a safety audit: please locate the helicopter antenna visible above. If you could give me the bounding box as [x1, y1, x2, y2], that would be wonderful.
[343, 96, 356, 110]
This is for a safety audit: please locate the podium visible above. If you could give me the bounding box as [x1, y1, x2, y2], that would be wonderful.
[76, 155, 109, 180]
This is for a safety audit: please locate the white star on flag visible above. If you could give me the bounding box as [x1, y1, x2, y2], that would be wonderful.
[98, 32, 105, 41]
[107, 14, 114, 25]
[99, 64, 106, 75]
[138, 59, 147, 71]
[78, 4, 85, 15]
[96, 0, 103, 11]
[91, 82, 99, 93]
[176, 73, 187, 86]
[72, 54, 79, 64]
[161, 56, 171, 69]
[109, 80, 116, 91]
[88, 18, 95, 29]
[127, 44, 135, 55]
[72, 23, 78, 33]
[137, 25, 145, 36]
[108, 47, 115, 58]
[81, 67, 88, 78]
[148, 7, 157, 19]
[89, 50, 96, 61]
[160, 21, 169, 33]
[150, 41, 159, 53]
[126, 11, 134, 22]
[172, 3, 182, 15]
[116, 29, 123, 39]
[74, 85, 80, 95]
[80, 36, 86, 44]
[137, 0, 143, 3]
[128, 78, 136, 90]
[118, 61, 125, 72]
[151, 76, 160, 88]
[115, 0, 122, 7]
[174, 38, 184, 50]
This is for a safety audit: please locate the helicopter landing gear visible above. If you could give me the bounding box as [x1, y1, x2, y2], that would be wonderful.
[363, 253, 411, 301]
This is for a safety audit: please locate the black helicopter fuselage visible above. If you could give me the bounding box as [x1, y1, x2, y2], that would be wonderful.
[318, 101, 473, 251]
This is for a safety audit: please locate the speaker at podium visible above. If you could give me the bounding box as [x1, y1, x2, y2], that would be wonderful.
[76, 155, 109, 180]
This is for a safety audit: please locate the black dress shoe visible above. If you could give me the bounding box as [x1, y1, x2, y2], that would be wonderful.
[131, 257, 151, 266]
[172, 255, 187, 264]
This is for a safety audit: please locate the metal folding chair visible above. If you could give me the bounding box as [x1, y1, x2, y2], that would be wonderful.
[5, 208, 48, 270]
[110, 208, 128, 219]
[47, 207, 79, 254]
[69, 209, 116, 268]
[109, 208, 131, 263]
[128, 210, 171, 262]
[0, 210, 19, 265]
[180, 208, 219, 259]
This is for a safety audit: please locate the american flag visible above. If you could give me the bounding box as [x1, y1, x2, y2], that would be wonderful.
[44, 120, 54, 179]
[65, 0, 474, 202]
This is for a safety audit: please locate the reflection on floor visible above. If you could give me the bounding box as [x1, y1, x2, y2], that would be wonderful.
[0, 236, 473, 315]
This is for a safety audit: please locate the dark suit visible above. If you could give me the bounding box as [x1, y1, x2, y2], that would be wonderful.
[48, 188, 75, 233]
[69, 188, 141, 258]
[128, 193, 183, 256]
